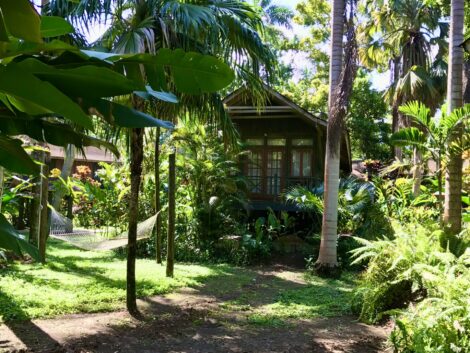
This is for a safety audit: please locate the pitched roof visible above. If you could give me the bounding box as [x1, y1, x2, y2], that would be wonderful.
[223, 85, 327, 128]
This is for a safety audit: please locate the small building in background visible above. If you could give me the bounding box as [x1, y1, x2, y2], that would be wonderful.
[48, 146, 117, 176]
[224, 86, 352, 211]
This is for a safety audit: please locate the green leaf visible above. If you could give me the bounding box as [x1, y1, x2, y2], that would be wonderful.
[151, 49, 235, 93]
[88, 49, 235, 94]
[0, 114, 119, 158]
[390, 127, 427, 148]
[0, 65, 92, 129]
[0, 0, 42, 43]
[0, 11, 9, 42]
[15, 58, 141, 98]
[0, 135, 39, 175]
[40, 16, 74, 38]
[86, 99, 174, 129]
[135, 86, 178, 103]
[0, 214, 40, 261]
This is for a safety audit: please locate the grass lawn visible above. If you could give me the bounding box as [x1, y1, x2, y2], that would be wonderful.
[0, 239, 244, 322]
[219, 271, 356, 327]
[0, 239, 357, 326]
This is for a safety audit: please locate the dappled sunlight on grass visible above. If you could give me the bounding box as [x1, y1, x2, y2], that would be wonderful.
[0, 239, 235, 322]
[221, 272, 357, 327]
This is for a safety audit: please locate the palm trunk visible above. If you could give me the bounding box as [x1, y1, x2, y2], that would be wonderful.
[316, 0, 346, 276]
[412, 148, 422, 197]
[154, 127, 163, 263]
[127, 126, 144, 316]
[51, 145, 75, 211]
[166, 152, 176, 278]
[444, 0, 464, 233]
[391, 57, 402, 159]
[0, 167, 3, 213]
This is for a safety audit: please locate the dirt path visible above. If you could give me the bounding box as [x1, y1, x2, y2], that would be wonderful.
[0, 267, 388, 353]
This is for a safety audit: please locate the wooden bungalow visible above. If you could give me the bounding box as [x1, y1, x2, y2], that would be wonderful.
[224, 86, 352, 210]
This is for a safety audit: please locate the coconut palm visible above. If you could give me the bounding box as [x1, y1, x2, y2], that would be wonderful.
[358, 0, 446, 158]
[316, 0, 358, 276]
[444, 0, 465, 233]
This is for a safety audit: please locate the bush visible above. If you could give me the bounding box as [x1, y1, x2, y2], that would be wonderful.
[351, 221, 470, 352]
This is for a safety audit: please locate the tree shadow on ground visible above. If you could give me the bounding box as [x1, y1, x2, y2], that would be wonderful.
[0, 290, 62, 353]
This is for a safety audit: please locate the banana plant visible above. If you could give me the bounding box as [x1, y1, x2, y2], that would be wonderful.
[0, 0, 235, 260]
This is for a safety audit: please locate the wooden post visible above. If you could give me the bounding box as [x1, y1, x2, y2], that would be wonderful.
[38, 151, 50, 263]
[166, 151, 176, 278]
[154, 127, 163, 263]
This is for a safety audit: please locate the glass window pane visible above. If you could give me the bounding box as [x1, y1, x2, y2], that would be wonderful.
[267, 138, 286, 146]
[247, 151, 262, 193]
[302, 152, 311, 176]
[246, 138, 263, 146]
[267, 151, 283, 195]
[292, 151, 300, 177]
[292, 138, 313, 146]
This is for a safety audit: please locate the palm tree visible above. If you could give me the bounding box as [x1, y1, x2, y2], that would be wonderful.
[391, 101, 470, 216]
[92, 0, 275, 307]
[316, 0, 357, 276]
[359, 0, 446, 158]
[444, 0, 465, 233]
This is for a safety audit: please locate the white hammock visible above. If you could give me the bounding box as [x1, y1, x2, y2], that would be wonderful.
[49, 210, 157, 251]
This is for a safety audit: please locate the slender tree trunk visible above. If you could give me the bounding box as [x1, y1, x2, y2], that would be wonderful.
[30, 151, 44, 246]
[316, 0, 348, 276]
[127, 127, 144, 316]
[0, 167, 3, 213]
[154, 127, 163, 263]
[39, 152, 50, 263]
[51, 145, 75, 211]
[166, 152, 176, 278]
[444, 0, 464, 233]
[412, 148, 422, 197]
[391, 57, 402, 160]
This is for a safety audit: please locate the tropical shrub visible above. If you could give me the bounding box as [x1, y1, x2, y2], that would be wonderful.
[389, 249, 470, 353]
[73, 163, 130, 232]
[352, 221, 470, 352]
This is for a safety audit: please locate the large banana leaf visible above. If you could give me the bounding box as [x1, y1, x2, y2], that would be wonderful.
[86, 99, 174, 129]
[0, 113, 119, 158]
[40, 16, 74, 38]
[0, 0, 42, 43]
[0, 214, 40, 261]
[14, 58, 143, 98]
[0, 135, 40, 175]
[0, 66, 93, 129]
[82, 48, 235, 94]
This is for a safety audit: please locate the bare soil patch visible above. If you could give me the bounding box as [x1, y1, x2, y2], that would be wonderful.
[0, 266, 388, 353]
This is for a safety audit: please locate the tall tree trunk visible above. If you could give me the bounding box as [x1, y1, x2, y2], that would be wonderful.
[39, 152, 50, 263]
[317, 0, 352, 276]
[166, 152, 176, 278]
[154, 127, 163, 264]
[444, 0, 464, 233]
[51, 145, 75, 211]
[127, 126, 144, 316]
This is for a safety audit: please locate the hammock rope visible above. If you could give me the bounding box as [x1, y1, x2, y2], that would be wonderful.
[49, 210, 157, 251]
